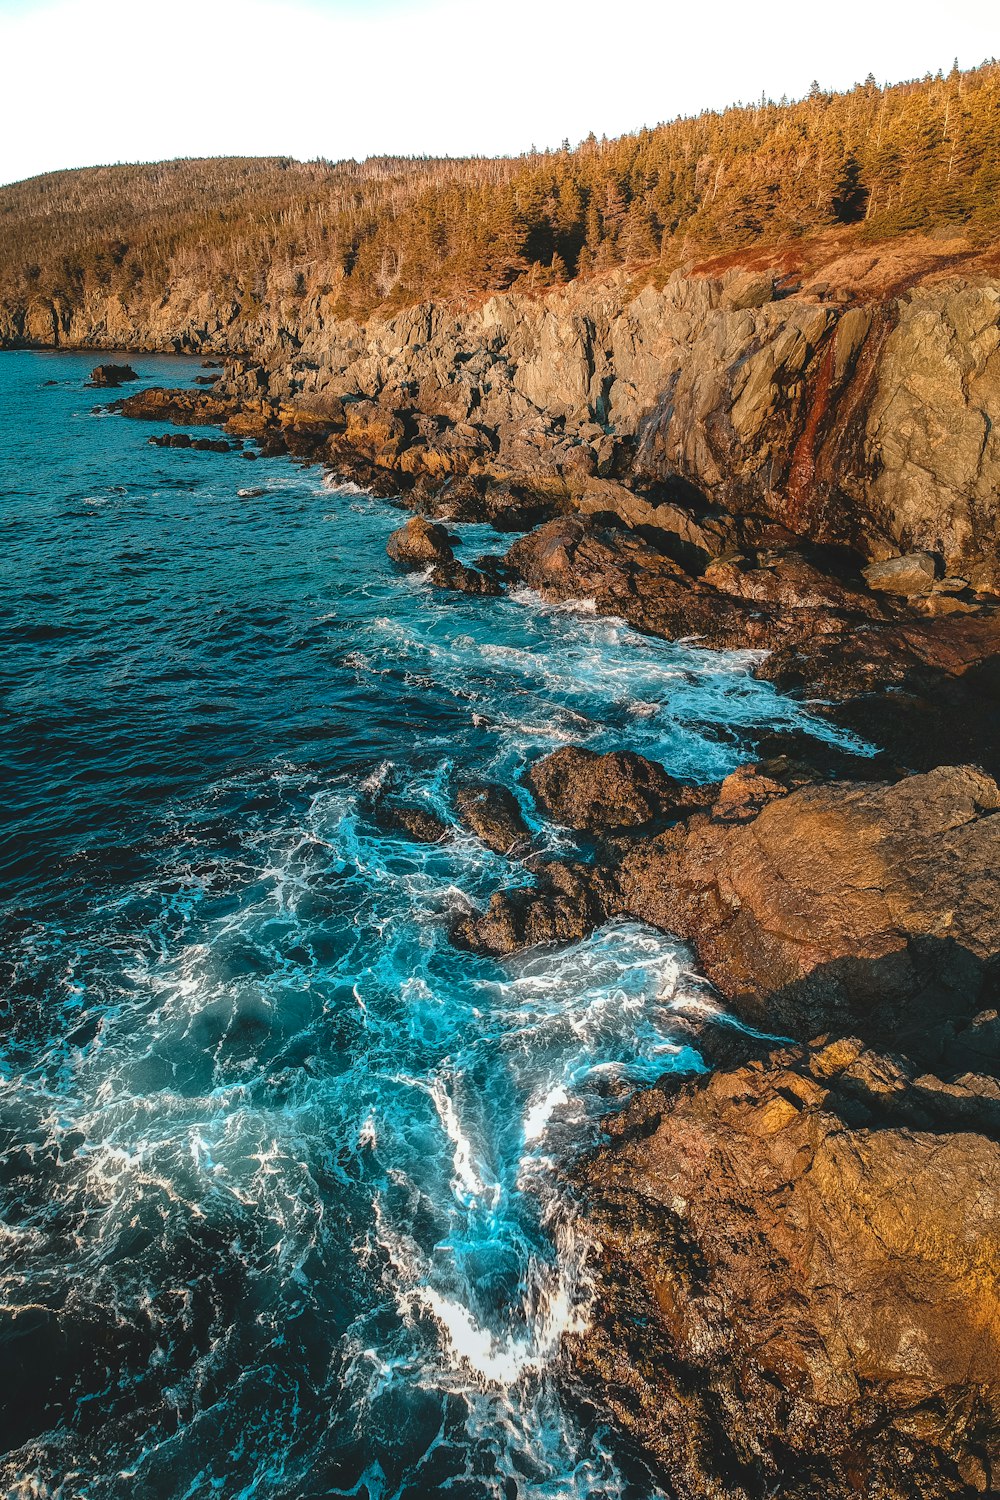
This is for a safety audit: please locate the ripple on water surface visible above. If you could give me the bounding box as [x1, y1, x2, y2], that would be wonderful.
[0, 351, 868, 1498]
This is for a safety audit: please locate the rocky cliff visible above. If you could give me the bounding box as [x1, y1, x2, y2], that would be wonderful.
[4, 232, 1000, 587]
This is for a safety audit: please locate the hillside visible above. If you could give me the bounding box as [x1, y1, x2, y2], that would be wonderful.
[1, 61, 998, 327]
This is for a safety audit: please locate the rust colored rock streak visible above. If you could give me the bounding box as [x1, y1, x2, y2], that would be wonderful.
[783, 333, 837, 533]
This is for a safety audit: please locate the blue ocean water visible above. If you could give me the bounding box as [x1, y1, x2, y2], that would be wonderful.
[0, 351, 859, 1499]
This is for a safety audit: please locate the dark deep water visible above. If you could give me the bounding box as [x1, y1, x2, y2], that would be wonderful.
[0, 351, 861, 1499]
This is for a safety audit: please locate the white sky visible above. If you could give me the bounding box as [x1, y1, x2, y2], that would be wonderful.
[0, 0, 996, 186]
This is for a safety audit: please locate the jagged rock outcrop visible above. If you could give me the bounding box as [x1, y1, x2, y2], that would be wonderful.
[524, 746, 714, 835]
[11, 250, 1000, 587]
[860, 284, 1000, 589]
[621, 764, 1000, 1051]
[453, 782, 531, 855]
[571, 1035, 1000, 1500]
[503, 516, 880, 651]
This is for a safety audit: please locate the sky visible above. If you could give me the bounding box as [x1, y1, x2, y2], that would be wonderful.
[0, 0, 996, 186]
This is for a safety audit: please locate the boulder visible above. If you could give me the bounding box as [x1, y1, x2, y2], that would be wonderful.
[572, 1036, 1000, 1500]
[621, 764, 1000, 1051]
[386, 516, 454, 569]
[454, 782, 530, 855]
[89, 363, 138, 387]
[429, 561, 502, 597]
[525, 746, 713, 836]
[452, 859, 618, 956]
[719, 268, 775, 310]
[863, 551, 938, 595]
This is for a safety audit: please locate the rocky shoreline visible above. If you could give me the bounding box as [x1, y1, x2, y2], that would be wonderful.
[86, 245, 1000, 1496]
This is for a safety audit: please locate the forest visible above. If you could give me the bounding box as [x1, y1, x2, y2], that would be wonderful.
[0, 61, 997, 319]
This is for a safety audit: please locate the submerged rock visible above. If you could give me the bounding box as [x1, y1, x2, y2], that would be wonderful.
[372, 801, 451, 845]
[386, 515, 454, 569]
[572, 1035, 1000, 1500]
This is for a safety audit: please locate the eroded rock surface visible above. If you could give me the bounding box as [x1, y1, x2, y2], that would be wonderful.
[385, 515, 454, 569]
[453, 782, 531, 856]
[525, 746, 714, 835]
[58, 253, 999, 588]
[452, 859, 619, 957]
[621, 764, 1000, 1050]
[572, 1036, 1000, 1500]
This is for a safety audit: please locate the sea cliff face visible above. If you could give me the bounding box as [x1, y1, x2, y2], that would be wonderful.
[3, 241, 1000, 587]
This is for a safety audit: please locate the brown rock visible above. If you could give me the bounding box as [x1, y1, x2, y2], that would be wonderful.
[504, 517, 781, 649]
[759, 612, 1000, 778]
[863, 551, 937, 595]
[454, 782, 530, 855]
[452, 860, 617, 956]
[620, 764, 1000, 1049]
[572, 1038, 1000, 1500]
[386, 516, 454, 569]
[525, 746, 713, 836]
[343, 399, 407, 461]
[118, 385, 232, 424]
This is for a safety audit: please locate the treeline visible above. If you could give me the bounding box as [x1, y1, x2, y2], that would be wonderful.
[1, 62, 997, 319]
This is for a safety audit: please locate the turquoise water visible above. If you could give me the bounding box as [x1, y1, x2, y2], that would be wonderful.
[0, 351, 857, 1498]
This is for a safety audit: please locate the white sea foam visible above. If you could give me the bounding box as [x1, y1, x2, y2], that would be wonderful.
[522, 1085, 570, 1144]
[430, 1074, 488, 1202]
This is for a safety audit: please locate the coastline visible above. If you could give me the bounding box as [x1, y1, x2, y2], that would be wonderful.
[10, 299, 1000, 1494]
[105, 350, 1000, 1495]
